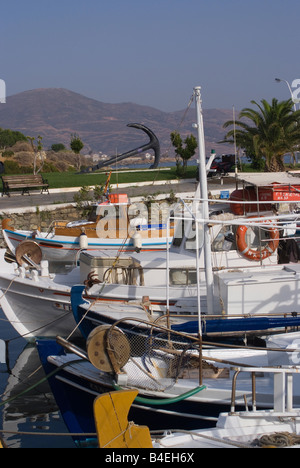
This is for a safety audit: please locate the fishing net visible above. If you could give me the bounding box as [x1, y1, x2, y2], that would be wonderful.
[87, 319, 201, 392]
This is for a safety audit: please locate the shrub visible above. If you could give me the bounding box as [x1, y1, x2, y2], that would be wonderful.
[51, 143, 66, 152]
[4, 160, 22, 174]
[2, 150, 14, 158]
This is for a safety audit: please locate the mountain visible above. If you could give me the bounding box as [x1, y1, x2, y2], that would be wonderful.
[0, 88, 232, 159]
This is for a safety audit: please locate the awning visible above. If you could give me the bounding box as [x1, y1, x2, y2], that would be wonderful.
[236, 172, 300, 187]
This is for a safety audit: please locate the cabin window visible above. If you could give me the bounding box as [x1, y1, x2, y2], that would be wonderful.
[211, 225, 236, 252]
[170, 268, 197, 285]
[172, 220, 185, 248]
[172, 220, 204, 251]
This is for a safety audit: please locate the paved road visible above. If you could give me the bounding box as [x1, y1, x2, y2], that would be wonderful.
[0, 177, 236, 212]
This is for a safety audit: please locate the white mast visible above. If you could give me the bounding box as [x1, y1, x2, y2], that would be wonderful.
[194, 86, 214, 315]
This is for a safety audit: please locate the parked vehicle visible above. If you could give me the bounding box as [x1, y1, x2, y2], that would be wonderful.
[196, 154, 236, 180]
[208, 154, 236, 177]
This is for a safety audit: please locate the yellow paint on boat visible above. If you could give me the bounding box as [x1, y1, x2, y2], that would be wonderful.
[0, 437, 6, 448]
[94, 390, 153, 448]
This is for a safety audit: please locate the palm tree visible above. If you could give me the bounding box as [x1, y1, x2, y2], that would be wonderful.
[222, 98, 300, 171]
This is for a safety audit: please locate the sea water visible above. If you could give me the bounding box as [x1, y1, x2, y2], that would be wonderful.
[0, 308, 75, 448]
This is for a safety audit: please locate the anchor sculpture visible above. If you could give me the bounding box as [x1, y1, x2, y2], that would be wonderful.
[0, 123, 166, 265]
[82, 123, 160, 173]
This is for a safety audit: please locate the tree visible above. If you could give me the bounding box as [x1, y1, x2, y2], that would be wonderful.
[27, 135, 46, 174]
[70, 134, 84, 171]
[170, 131, 197, 175]
[0, 128, 27, 149]
[222, 98, 300, 172]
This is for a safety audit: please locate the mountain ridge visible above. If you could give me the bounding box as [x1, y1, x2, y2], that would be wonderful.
[0, 88, 232, 158]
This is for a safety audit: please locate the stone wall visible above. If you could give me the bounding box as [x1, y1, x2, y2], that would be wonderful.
[0, 199, 175, 248]
[2, 205, 79, 231]
[0, 205, 80, 247]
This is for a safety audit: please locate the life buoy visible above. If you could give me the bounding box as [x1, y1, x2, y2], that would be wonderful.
[236, 218, 279, 261]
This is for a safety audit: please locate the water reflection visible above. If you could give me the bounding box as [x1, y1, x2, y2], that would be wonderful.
[1, 342, 75, 448]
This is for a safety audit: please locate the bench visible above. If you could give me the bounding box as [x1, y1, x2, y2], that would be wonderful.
[1, 174, 50, 197]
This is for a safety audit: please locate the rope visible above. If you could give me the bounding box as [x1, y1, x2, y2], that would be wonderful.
[102, 421, 136, 448]
[0, 270, 74, 344]
[0, 276, 16, 301]
[254, 431, 300, 448]
[67, 231, 131, 340]
[152, 93, 194, 184]
[4, 310, 73, 344]
[66, 298, 99, 340]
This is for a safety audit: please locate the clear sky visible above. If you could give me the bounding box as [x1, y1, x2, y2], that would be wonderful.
[1, 0, 300, 112]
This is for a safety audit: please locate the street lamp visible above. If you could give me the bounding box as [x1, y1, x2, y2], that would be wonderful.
[275, 77, 297, 111]
[275, 78, 298, 164]
[0, 79, 5, 104]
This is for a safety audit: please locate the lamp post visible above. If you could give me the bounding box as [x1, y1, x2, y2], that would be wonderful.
[275, 78, 297, 111]
[275, 78, 298, 164]
[0, 79, 5, 104]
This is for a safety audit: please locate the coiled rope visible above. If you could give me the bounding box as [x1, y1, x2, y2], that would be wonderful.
[254, 431, 300, 448]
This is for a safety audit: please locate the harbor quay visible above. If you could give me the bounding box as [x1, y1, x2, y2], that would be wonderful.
[0, 177, 236, 234]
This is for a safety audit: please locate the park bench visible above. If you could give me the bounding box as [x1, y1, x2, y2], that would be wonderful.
[1, 174, 49, 197]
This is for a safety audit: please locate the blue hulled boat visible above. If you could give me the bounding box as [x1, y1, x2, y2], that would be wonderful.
[71, 284, 300, 341]
[36, 329, 300, 448]
[36, 339, 215, 448]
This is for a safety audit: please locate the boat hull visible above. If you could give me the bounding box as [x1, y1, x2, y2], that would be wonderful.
[37, 339, 300, 447]
[3, 229, 170, 263]
[36, 340, 232, 446]
[0, 256, 207, 339]
[0, 274, 78, 339]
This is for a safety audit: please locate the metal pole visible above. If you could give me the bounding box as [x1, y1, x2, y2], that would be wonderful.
[194, 86, 214, 315]
[233, 105, 238, 190]
[195, 214, 203, 385]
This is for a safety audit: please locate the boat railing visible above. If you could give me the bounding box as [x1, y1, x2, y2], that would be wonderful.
[57, 313, 300, 401]
[229, 365, 300, 414]
[175, 196, 300, 225]
[94, 316, 300, 388]
[46, 220, 69, 236]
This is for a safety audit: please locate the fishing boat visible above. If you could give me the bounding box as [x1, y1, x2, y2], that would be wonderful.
[69, 87, 300, 341]
[33, 86, 300, 447]
[153, 364, 300, 449]
[70, 283, 300, 342]
[36, 325, 300, 448]
[2, 86, 300, 340]
[2, 191, 175, 264]
[92, 378, 300, 449]
[93, 390, 153, 448]
[2, 193, 176, 263]
[2, 203, 300, 340]
[153, 363, 300, 448]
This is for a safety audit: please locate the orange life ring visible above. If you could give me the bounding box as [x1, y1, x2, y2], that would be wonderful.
[236, 218, 279, 261]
